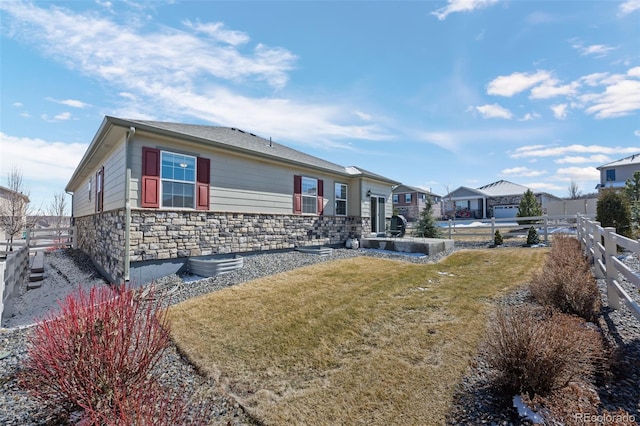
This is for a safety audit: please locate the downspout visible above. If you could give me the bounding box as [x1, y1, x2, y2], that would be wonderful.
[124, 127, 136, 283]
[65, 190, 75, 249]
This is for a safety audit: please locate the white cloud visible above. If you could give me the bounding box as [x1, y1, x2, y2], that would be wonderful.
[0, 132, 88, 211]
[353, 110, 373, 121]
[583, 78, 640, 118]
[580, 73, 610, 87]
[47, 98, 91, 108]
[510, 144, 639, 159]
[635, 130, 640, 137]
[487, 70, 551, 97]
[0, 132, 87, 182]
[0, 2, 390, 147]
[619, 0, 640, 15]
[12, 102, 23, 107]
[53, 112, 72, 120]
[530, 80, 579, 99]
[0, 2, 296, 89]
[519, 112, 540, 121]
[183, 21, 250, 46]
[554, 155, 611, 164]
[571, 40, 618, 57]
[628, 66, 640, 78]
[525, 182, 565, 192]
[418, 126, 552, 153]
[431, 0, 499, 21]
[118, 92, 137, 101]
[501, 167, 547, 177]
[556, 166, 600, 181]
[551, 104, 568, 119]
[474, 103, 513, 119]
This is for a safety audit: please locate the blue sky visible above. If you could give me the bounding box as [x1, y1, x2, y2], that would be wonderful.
[1, 0, 639, 212]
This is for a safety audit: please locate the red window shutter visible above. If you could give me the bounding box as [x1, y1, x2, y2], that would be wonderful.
[293, 175, 302, 214]
[141, 147, 160, 208]
[317, 179, 324, 215]
[196, 157, 210, 211]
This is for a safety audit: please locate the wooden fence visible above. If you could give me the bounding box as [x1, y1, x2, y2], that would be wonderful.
[445, 214, 593, 243]
[25, 226, 76, 251]
[576, 215, 640, 321]
[0, 245, 29, 327]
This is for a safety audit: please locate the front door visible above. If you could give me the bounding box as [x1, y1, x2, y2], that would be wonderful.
[370, 196, 385, 234]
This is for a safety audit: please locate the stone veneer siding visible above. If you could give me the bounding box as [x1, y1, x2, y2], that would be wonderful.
[75, 209, 367, 283]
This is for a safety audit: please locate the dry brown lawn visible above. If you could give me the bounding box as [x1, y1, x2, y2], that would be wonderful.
[168, 248, 548, 425]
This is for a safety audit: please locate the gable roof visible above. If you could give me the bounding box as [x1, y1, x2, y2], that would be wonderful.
[597, 153, 640, 170]
[67, 116, 399, 190]
[0, 185, 30, 202]
[446, 180, 561, 200]
[477, 180, 530, 197]
[392, 184, 442, 197]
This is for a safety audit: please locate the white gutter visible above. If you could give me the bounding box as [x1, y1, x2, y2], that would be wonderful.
[124, 126, 135, 283]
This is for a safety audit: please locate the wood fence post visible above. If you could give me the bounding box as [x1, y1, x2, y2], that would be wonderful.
[543, 215, 549, 244]
[604, 227, 620, 310]
[448, 219, 452, 239]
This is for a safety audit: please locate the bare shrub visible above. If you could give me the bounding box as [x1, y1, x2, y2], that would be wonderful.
[485, 305, 605, 397]
[530, 234, 601, 322]
[19, 285, 206, 424]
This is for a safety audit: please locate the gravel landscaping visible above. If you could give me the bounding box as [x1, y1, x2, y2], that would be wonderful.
[1, 243, 639, 425]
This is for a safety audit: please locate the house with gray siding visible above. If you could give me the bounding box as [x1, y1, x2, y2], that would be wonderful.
[65, 116, 400, 284]
[596, 153, 640, 191]
[444, 180, 561, 219]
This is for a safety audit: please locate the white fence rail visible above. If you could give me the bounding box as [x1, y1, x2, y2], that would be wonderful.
[577, 215, 640, 322]
[0, 245, 29, 327]
[445, 214, 594, 243]
[25, 226, 76, 251]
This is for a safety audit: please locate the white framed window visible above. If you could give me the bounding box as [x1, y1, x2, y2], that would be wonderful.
[302, 176, 317, 214]
[161, 151, 196, 208]
[392, 194, 398, 204]
[405, 193, 412, 203]
[335, 183, 347, 216]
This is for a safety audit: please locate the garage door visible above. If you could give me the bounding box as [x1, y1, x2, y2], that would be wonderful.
[493, 205, 519, 218]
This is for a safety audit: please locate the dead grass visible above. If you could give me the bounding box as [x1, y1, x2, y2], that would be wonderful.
[168, 249, 547, 425]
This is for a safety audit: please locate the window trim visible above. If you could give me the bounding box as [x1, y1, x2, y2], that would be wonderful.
[335, 182, 348, 216]
[160, 150, 197, 209]
[404, 193, 412, 203]
[301, 176, 318, 215]
[605, 169, 616, 182]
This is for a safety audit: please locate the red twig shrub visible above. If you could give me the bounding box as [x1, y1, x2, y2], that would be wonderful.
[530, 234, 601, 322]
[485, 305, 605, 397]
[19, 284, 205, 424]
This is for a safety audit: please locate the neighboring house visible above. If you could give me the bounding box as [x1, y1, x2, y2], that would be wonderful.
[595, 153, 640, 191]
[65, 116, 400, 284]
[444, 180, 561, 219]
[0, 185, 30, 243]
[392, 184, 443, 221]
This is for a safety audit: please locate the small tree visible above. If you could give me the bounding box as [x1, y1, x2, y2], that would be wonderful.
[47, 191, 69, 247]
[624, 171, 640, 233]
[517, 189, 543, 225]
[414, 196, 442, 238]
[596, 188, 632, 237]
[494, 230, 504, 246]
[0, 166, 35, 251]
[567, 180, 582, 200]
[526, 226, 540, 245]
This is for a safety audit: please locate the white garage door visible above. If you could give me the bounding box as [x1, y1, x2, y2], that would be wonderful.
[493, 205, 519, 218]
